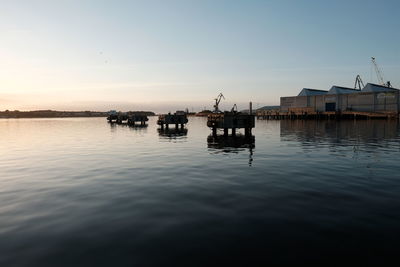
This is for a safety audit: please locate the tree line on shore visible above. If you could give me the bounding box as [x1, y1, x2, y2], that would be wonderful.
[0, 110, 156, 118]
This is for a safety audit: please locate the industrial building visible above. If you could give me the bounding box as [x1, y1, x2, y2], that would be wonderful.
[280, 83, 400, 116]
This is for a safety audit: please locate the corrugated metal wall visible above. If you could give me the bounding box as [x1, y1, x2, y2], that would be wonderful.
[280, 96, 308, 112]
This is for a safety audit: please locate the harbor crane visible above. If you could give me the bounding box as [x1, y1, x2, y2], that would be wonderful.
[371, 57, 392, 88]
[213, 93, 225, 113]
[354, 75, 365, 90]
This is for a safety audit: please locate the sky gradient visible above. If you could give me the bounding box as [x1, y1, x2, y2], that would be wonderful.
[1, 0, 400, 112]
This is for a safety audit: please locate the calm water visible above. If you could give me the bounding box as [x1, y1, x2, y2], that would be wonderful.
[1, 117, 400, 266]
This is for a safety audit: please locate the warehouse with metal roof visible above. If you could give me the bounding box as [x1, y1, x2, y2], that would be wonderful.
[327, 86, 359, 95]
[279, 59, 400, 117]
[281, 83, 399, 113]
[362, 83, 399, 93]
[298, 88, 328, 96]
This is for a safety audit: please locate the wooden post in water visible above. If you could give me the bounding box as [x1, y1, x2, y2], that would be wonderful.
[245, 128, 251, 137]
[212, 127, 217, 136]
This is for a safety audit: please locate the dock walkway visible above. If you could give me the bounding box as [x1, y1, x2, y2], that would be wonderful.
[256, 109, 399, 120]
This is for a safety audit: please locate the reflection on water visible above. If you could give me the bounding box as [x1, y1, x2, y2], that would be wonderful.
[108, 121, 149, 133]
[207, 134, 255, 150]
[280, 120, 400, 156]
[278, 119, 400, 178]
[127, 124, 148, 132]
[158, 128, 188, 141]
[207, 134, 254, 166]
[1, 117, 400, 266]
[280, 119, 400, 147]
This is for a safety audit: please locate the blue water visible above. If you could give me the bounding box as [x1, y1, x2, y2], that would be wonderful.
[1, 117, 400, 266]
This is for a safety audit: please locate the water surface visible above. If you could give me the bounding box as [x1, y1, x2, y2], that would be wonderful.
[1, 117, 400, 266]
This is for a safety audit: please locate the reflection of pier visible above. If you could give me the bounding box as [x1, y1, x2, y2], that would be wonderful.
[158, 128, 188, 138]
[207, 134, 255, 149]
[127, 124, 148, 130]
[108, 122, 148, 132]
[207, 134, 255, 166]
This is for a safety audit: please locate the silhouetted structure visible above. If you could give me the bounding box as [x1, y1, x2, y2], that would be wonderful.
[107, 111, 149, 126]
[157, 111, 188, 129]
[207, 102, 255, 137]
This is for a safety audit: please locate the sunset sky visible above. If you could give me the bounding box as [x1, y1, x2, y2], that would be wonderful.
[1, 0, 400, 112]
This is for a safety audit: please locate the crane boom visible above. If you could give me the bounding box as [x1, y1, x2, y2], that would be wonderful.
[354, 75, 365, 90]
[371, 57, 390, 87]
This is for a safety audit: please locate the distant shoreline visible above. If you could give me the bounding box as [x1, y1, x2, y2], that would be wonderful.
[0, 110, 155, 119]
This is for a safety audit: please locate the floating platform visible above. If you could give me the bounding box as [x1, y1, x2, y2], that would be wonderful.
[207, 112, 255, 136]
[157, 112, 188, 129]
[107, 112, 149, 125]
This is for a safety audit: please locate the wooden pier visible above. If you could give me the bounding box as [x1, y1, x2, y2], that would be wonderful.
[157, 112, 188, 129]
[256, 109, 399, 120]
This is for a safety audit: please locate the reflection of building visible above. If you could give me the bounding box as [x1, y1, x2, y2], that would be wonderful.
[281, 83, 399, 114]
[280, 120, 399, 144]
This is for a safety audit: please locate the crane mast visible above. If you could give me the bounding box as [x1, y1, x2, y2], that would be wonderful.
[213, 93, 225, 113]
